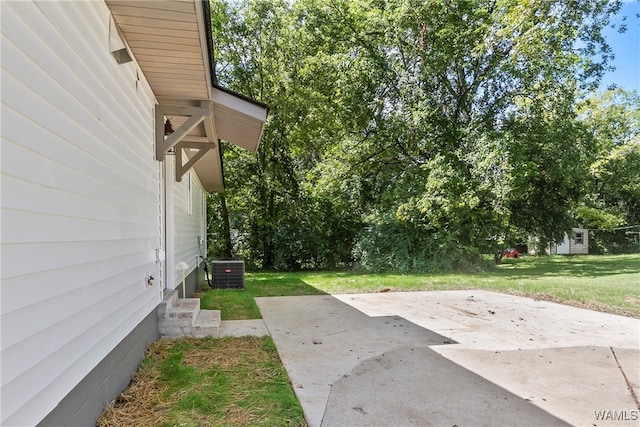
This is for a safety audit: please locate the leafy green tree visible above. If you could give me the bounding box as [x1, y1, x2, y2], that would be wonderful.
[581, 90, 640, 223]
[577, 89, 640, 252]
[209, 0, 364, 269]
[309, 0, 622, 268]
[208, 0, 627, 270]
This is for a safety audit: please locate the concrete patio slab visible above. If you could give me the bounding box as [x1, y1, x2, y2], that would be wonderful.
[256, 295, 450, 426]
[434, 345, 639, 426]
[256, 291, 640, 427]
[322, 346, 568, 427]
[334, 290, 639, 351]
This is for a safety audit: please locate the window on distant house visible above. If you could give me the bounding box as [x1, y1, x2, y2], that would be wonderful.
[575, 232, 583, 245]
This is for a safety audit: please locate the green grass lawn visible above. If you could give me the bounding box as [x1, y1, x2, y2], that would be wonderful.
[99, 336, 306, 427]
[201, 254, 640, 319]
[199, 274, 326, 319]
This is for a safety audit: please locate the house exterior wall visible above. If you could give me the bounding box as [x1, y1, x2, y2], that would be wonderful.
[173, 164, 207, 289]
[0, 1, 198, 425]
[36, 309, 159, 427]
[164, 155, 207, 296]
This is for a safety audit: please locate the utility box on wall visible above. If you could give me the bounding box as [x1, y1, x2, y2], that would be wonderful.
[211, 260, 245, 289]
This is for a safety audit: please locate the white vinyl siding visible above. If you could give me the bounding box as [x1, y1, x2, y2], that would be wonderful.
[172, 167, 206, 287]
[188, 171, 193, 216]
[1, 1, 161, 425]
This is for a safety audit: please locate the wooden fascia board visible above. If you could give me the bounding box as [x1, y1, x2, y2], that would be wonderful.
[211, 87, 268, 122]
[194, 0, 214, 98]
[202, 99, 219, 144]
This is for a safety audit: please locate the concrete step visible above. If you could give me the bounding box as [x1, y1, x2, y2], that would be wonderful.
[158, 289, 179, 318]
[164, 288, 179, 306]
[165, 298, 200, 326]
[159, 311, 221, 339]
[192, 310, 221, 338]
[158, 289, 221, 339]
[159, 306, 221, 339]
[159, 323, 191, 339]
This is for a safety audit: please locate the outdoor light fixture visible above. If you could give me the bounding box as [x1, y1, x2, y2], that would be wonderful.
[164, 118, 174, 135]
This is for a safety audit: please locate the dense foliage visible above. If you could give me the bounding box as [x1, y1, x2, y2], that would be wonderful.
[577, 89, 640, 253]
[207, 0, 639, 271]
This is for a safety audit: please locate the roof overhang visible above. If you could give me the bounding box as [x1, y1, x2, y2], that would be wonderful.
[105, 0, 267, 193]
[212, 86, 267, 152]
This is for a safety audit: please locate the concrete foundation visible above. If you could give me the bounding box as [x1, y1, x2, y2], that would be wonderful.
[37, 309, 158, 427]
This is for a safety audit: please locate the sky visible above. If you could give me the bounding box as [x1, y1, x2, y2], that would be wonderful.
[599, 0, 640, 92]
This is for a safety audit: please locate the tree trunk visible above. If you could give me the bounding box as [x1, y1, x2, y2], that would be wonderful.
[263, 189, 276, 269]
[219, 192, 233, 258]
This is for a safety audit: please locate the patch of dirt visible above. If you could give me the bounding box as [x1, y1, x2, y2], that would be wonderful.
[451, 306, 479, 317]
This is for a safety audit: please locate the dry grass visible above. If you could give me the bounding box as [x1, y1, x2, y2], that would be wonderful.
[98, 363, 177, 427]
[98, 337, 306, 427]
[179, 337, 270, 370]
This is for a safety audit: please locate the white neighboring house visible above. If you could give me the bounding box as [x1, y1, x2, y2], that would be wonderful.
[0, 1, 267, 426]
[550, 228, 590, 255]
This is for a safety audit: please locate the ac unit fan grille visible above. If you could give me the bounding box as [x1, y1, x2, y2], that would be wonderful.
[211, 260, 245, 289]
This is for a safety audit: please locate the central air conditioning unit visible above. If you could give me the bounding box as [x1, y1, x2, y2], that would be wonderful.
[211, 260, 245, 289]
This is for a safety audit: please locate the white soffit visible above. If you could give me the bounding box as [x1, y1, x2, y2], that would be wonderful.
[212, 87, 267, 153]
[106, 0, 267, 192]
[188, 146, 224, 193]
[105, 0, 211, 100]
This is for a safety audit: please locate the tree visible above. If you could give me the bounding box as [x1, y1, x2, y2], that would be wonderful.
[208, 0, 627, 270]
[209, 0, 363, 269]
[309, 0, 622, 268]
[577, 89, 640, 252]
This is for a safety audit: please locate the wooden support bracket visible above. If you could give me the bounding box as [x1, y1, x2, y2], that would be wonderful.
[155, 105, 212, 161]
[155, 102, 219, 184]
[175, 141, 216, 182]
